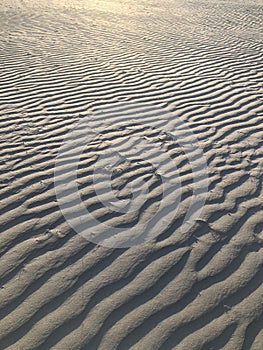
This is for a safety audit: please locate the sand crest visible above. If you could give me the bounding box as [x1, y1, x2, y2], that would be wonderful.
[0, 1, 262, 349]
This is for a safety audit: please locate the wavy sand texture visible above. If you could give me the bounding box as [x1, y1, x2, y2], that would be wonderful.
[0, 0, 262, 349]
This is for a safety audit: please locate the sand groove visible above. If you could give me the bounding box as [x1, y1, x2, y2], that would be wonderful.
[0, 0, 262, 349]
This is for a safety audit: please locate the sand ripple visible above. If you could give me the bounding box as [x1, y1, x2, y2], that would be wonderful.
[0, 0, 262, 349]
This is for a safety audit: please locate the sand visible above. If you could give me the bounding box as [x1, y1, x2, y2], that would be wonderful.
[0, 0, 262, 349]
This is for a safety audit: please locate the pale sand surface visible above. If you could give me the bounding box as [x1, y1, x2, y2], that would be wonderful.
[0, 0, 263, 349]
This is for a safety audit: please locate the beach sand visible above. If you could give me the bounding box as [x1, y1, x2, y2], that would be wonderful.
[0, 0, 262, 349]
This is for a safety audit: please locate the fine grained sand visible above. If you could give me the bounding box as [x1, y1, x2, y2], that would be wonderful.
[0, 0, 262, 349]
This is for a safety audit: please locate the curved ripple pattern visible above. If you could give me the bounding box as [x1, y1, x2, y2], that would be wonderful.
[0, 1, 262, 349]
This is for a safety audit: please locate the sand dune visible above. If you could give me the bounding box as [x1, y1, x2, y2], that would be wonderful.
[0, 0, 262, 349]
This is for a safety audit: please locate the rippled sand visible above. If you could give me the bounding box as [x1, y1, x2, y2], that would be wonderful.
[0, 1, 262, 349]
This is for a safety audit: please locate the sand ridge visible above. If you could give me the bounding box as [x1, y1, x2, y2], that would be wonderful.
[0, 0, 262, 349]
